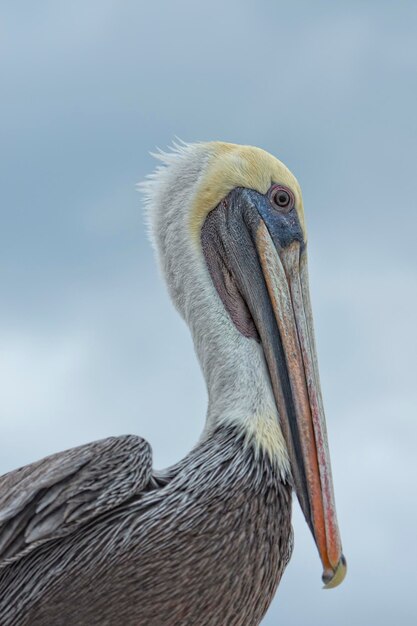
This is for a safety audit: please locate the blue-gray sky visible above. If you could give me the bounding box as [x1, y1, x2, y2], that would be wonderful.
[1, 2, 416, 624]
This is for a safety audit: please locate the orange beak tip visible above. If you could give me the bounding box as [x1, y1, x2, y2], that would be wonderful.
[322, 554, 347, 589]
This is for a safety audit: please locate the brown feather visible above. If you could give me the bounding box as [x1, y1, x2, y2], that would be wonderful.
[0, 427, 292, 625]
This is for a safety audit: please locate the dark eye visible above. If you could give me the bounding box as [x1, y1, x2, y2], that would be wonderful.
[269, 185, 294, 213]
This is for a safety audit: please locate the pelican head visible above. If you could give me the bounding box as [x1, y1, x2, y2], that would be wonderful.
[142, 141, 346, 588]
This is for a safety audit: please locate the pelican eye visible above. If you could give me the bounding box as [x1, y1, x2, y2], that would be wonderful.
[269, 185, 294, 213]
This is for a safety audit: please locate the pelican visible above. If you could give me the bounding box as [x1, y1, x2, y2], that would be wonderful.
[0, 142, 346, 625]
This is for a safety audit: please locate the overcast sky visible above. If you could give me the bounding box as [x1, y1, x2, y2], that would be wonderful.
[1, 2, 417, 624]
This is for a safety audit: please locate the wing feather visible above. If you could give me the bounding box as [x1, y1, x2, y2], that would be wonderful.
[0, 435, 152, 563]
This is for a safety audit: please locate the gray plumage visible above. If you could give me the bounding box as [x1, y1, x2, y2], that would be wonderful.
[0, 427, 292, 625]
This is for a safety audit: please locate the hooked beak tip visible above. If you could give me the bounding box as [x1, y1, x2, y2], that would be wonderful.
[322, 554, 347, 589]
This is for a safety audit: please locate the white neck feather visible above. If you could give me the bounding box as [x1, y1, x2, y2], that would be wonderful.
[141, 142, 290, 476]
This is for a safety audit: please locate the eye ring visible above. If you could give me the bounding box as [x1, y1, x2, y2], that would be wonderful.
[269, 185, 294, 213]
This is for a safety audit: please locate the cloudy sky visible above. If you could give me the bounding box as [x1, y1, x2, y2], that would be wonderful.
[1, 1, 416, 624]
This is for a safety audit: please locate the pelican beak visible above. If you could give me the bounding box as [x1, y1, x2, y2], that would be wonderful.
[255, 223, 346, 589]
[201, 188, 346, 588]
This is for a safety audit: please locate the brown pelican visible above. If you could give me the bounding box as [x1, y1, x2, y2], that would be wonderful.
[0, 142, 346, 625]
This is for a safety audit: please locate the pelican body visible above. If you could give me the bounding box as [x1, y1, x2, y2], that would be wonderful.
[0, 142, 346, 625]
